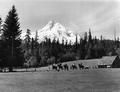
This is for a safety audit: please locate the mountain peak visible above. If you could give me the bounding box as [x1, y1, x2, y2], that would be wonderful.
[47, 20, 55, 29]
[48, 20, 55, 25]
[41, 20, 55, 31]
[37, 21, 80, 44]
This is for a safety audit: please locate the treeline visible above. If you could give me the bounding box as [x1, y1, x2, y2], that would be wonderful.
[23, 28, 120, 67]
[0, 5, 119, 71]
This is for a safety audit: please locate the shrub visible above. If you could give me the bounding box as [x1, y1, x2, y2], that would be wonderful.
[59, 52, 76, 63]
[47, 56, 56, 65]
[40, 56, 48, 66]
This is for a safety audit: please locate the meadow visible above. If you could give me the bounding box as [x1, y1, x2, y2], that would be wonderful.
[0, 68, 120, 92]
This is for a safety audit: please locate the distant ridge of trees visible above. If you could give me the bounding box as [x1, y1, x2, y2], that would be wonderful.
[0, 5, 120, 69]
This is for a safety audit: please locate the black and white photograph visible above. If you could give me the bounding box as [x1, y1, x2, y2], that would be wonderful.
[0, 0, 120, 92]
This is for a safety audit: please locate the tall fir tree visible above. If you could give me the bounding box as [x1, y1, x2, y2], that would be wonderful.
[0, 18, 2, 33]
[85, 29, 93, 59]
[34, 30, 39, 53]
[34, 30, 40, 64]
[25, 29, 31, 50]
[74, 34, 78, 52]
[23, 29, 32, 63]
[0, 17, 4, 67]
[2, 5, 25, 71]
[79, 32, 87, 59]
[88, 28, 92, 44]
[31, 37, 35, 55]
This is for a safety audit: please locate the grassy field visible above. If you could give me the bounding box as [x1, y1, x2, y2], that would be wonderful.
[0, 68, 120, 92]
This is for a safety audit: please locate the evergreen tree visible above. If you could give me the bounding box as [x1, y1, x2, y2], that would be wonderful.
[88, 28, 92, 44]
[25, 29, 31, 50]
[35, 30, 38, 43]
[23, 29, 31, 64]
[74, 34, 78, 53]
[34, 31, 40, 64]
[79, 32, 87, 59]
[31, 37, 35, 55]
[85, 29, 93, 59]
[2, 5, 24, 71]
[0, 17, 5, 68]
[0, 18, 2, 33]
[34, 30, 39, 54]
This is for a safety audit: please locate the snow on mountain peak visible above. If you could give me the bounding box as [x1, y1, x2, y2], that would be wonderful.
[41, 20, 54, 31]
[37, 21, 80, 44]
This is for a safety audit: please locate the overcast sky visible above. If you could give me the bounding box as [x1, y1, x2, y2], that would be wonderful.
[0, 0, 120, 39]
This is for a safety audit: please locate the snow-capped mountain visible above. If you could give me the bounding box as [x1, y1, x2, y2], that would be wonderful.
[37, 21, 80, 44]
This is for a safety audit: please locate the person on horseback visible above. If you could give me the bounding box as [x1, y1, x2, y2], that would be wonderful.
[52, 64, 59, 71]
[79, 63, 84, 69]
[63, 64, 69, 71]
[57, 63, 63, 70]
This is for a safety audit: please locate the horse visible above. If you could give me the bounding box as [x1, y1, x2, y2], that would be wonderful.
[78, 63, 84, 69]
[57, 63, 63, 70]
[52, 64, 59, 71]
[63, 64, 69, 71]
[70, 64, 77, 70]
[84, 66, 90, 69]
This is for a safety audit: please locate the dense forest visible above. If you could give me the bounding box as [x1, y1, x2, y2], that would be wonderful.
[22, 28, 120, 67]
[0, 5, 120, 71]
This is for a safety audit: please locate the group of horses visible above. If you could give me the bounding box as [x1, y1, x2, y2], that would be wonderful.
[52, 63, 88, 71]
[52, 63, 69, 71]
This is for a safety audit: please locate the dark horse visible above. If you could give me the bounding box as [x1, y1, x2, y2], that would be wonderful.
[52, 64, 59, 71]
[63, 64, 69, 71]
[78, 63, 84, 69]
[57, 63, 63, 70]
[70, 64, 77, 70]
